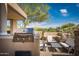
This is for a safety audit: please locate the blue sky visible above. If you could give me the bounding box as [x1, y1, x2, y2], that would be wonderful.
[27, 3, 79, 28]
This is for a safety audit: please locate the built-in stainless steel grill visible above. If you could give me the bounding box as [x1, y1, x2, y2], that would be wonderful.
[13, 33, 34, 42]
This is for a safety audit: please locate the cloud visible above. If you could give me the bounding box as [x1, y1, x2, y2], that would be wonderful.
[26, 21, 60, 28]
[27, 22, 48, 28]
[60, 9, 68, 16]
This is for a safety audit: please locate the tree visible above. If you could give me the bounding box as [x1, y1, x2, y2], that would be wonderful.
[61, 23, 75, 29]
[18, 3, 50, 28]
[60, 23, 76, 38]
[47, 27, 57, 32]
[61, 23, 76, 32]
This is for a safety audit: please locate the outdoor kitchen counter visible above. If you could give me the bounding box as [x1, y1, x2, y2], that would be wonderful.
[0, 35, 13, 39]
[0, 34, 40, 56]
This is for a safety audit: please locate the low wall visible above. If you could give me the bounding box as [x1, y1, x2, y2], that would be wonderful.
[36, 31, 58, 38]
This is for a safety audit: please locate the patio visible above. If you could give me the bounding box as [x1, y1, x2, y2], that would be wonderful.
[0, 3, 79, 56]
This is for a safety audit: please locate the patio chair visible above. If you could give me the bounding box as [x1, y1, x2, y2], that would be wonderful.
[59, 42, 69, 48]
[47, 35, 57, 45]
[59, 42, 73, 53]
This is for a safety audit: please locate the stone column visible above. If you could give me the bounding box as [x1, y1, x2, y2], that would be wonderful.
[0, 4, 7, 35]
[74, 29, 79, 55]
[10, 19, 17, 34]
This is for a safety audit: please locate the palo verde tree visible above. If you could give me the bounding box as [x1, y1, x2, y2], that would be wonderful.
[18, 3, 50, 28]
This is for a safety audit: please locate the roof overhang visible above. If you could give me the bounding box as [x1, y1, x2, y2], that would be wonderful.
[7, 3, 27, 20]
